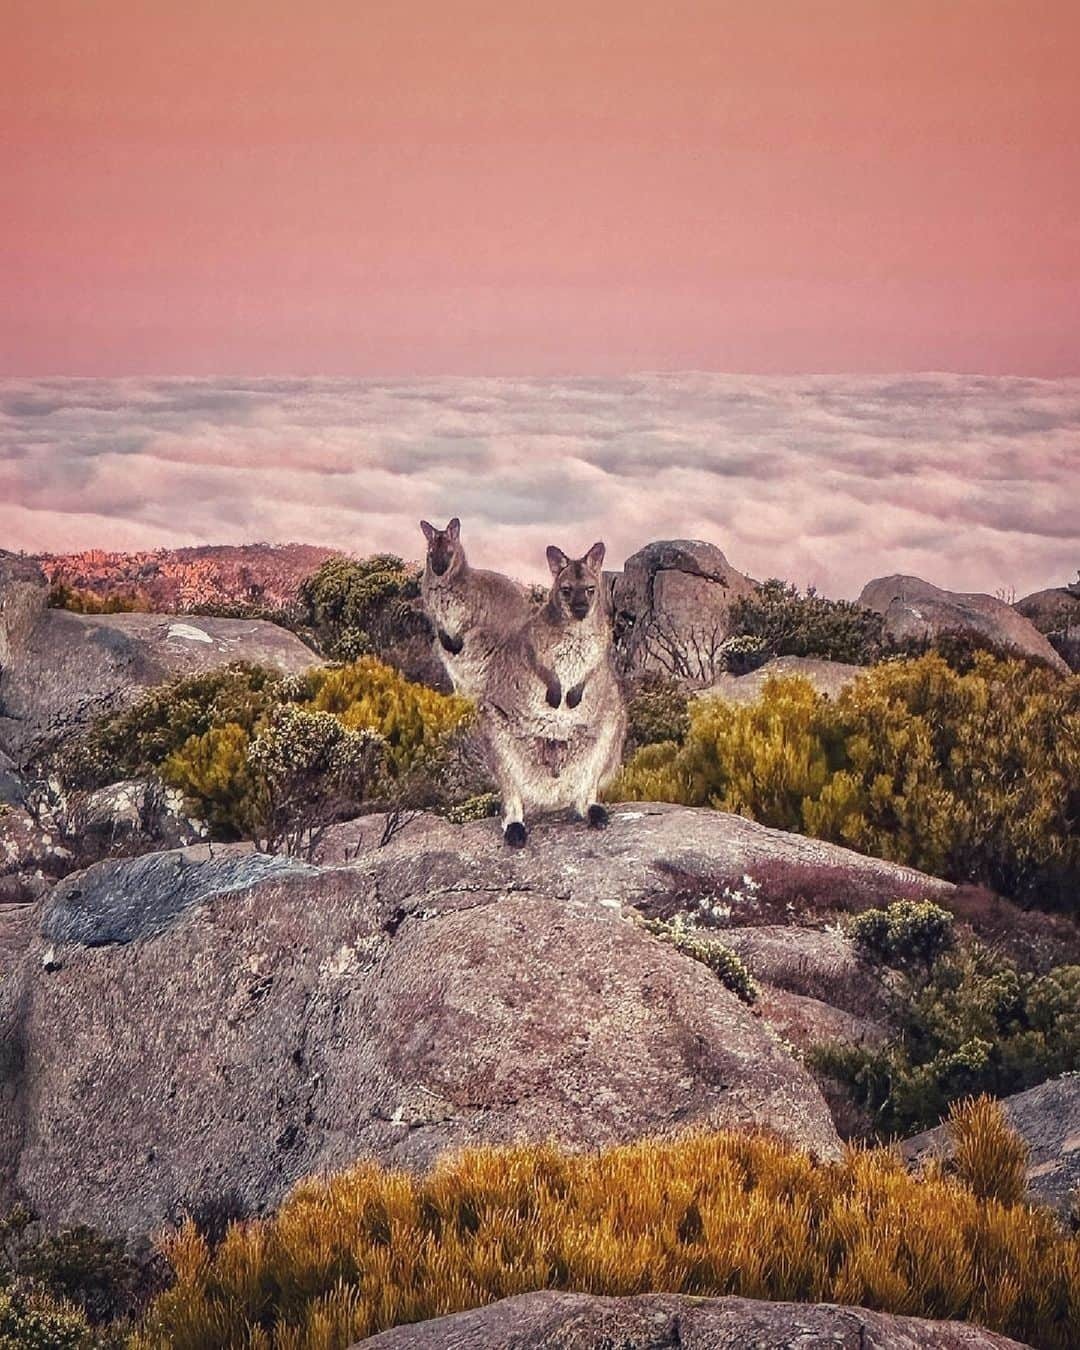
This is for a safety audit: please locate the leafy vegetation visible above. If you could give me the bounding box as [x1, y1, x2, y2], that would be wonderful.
[0, 1285, 106, 1349]
[130, 1103, 1080, 1350]
[611, 653, 1080, 909]
[0, 1205, 134, 1341]
[849, 900, 956, 974]
[48, 583, 149, 614]
[64, 659, 473, 844]
[296, 554, 437, 681]
[623, 672, 690, 752]
[812, 911, 1080, 1137]
[641, 916, 757, 1003]
[726, 579, 886, 666]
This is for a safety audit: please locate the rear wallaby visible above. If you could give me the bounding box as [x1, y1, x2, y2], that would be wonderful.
[419, 517, 531, 700]
[480, 541, 626, 847]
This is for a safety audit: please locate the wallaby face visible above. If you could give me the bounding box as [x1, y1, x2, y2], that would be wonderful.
[546, 541, 605, 622]
[420, 517, 464, 579]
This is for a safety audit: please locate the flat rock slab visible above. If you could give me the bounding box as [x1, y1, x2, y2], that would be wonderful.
[316, 802, 952, 914]
[354, 1290, 1030, 1348]
[903, 1074, 1080, 1215]
[5, 808, 856, 1241]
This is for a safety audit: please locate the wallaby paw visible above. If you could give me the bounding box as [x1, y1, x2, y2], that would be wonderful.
[504, 821, 528, 848]
[438, 628, 464, 655]
[587, 804, 609, 830]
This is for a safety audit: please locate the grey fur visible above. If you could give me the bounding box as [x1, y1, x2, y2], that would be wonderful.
[480, 541, 626, 841]
[419, 518, 531, 701]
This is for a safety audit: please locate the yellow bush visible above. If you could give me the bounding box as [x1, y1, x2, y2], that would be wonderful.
[611, 654, 1080, 907]
[946, 1095, 1029, 1207]
[293, 657, 471, 773]
[133, 1108, 1080, 1350]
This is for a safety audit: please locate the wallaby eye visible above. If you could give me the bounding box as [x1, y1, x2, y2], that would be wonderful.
[561, 586, 573, 596]
[585, 587, 596, 597]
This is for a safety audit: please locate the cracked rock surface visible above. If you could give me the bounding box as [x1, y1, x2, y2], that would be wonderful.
[0, 805, 947, 1241]
[352, 1290, 1031, 1348]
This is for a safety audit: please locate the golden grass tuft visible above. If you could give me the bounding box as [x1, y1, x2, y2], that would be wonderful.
[946, 1095, 1031, 1207]
[131, 1105, 1080, 1350]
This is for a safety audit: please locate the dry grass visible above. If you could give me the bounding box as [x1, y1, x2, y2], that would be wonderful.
[131, 1100, 1080, 1350]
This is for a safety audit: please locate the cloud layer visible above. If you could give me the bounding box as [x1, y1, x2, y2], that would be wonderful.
[1, 374, 1077, 599]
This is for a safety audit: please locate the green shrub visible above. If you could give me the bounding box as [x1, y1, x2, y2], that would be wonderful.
[624, 673, 690, 751]
[0, 1286, 104, 1349]
[65, 664, 281, 790]
[727, 578, 885, 665]
[811, 943, 1080, 1136]
[718, 632, 770, 675]
[443, 792, 499, 824]
[611, 653, 1080, 909]
[245, 705, 387, 850]
[642, 916, 757, 1003]
[297, 555, 432, 673]
[849, 900, 955, 972]
[0, 1206, 134, 1333]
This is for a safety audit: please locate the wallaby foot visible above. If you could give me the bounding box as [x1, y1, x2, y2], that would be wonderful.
[587, 803, 609, 830]
[504, 821, 528, 848]
[438, 627, 464, 655]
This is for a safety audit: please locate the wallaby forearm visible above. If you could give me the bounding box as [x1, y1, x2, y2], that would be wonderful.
[527, 641, 562, 707]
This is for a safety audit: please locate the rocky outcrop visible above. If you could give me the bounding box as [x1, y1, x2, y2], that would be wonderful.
[354, 1290, 1030, 1348]
[0, 607, 318, 764]
[858, 574, 1069, 674]
[37, 542, 341, 611]
[903, 1074, 1080, 1216]
[755, 984, 890, 1055]
[315, 801, 952, 910]
[0, 551, 48, 673]
[0, 805, 960, 1241]
[695, 655, 862, 704]
[611, 540, 755, 682]
[1015, 585, 1080, 672]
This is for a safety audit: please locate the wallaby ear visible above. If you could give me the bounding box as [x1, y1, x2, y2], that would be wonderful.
[419, 520, 436, 543]
[546, 545, 570, 577]
[584, 541, 606, 572]
[446, 517, 461, 542]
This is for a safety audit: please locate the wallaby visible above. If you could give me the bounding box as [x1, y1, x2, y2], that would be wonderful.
[480, 541, 626, 847]
[419, 517, 532, 700]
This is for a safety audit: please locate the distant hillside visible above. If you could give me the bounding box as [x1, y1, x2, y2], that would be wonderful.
[36, 543, 343, 611]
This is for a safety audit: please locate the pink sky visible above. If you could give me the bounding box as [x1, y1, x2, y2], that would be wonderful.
[4, 1, 1079, 375]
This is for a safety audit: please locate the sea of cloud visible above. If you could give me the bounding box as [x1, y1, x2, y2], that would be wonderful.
[1, 373, 1076, 598]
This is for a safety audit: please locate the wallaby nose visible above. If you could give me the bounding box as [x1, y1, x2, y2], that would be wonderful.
[571, 603, 590, 620]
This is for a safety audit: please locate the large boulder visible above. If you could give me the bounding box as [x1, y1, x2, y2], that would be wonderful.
[0, 607, 319, 764]
[903, 1075, 1080, 1216]
[354, 1290, 1030, 1349]
[611, 540, 755, 682]
[858, 575, 1069, 674]
[0, 805, 959, 1241]
[1015, 584, 1080, 672]
[695, 655, 863, 704]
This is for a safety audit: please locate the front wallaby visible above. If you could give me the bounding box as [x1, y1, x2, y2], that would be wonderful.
[480, 540, 626, 847]
[419, 517, 531, 700]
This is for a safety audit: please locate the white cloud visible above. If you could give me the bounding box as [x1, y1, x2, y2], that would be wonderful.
[0, 373, 1077, 598]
